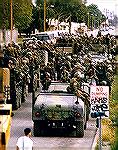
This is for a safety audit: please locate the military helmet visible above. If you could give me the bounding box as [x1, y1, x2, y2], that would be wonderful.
[100, 81, 107, 86]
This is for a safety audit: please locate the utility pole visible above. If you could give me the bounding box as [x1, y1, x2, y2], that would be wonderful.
[38, 7, 40, 32]
[44, 0, 46, 31]
[2, 0, 6, 47]
[87, 12, 89, 29]
[10, 0, 13, 47]
[69, 14, 71, 34]
[91, 15, 94, 30]
[99, 116, 102, 150]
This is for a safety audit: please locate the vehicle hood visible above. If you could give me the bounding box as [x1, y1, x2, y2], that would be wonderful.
[34, 94, 84, 108]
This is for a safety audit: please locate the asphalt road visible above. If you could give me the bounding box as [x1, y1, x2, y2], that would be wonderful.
[7, 87, 97, 150]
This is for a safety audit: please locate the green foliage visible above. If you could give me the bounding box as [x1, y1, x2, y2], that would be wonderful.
[111, 127, 118, 150]
[31, 6, 44, 32]
[110, 55, 118, 150]
[47, 0, 84, 22]
[13, 0, 33, 31]
[35, 0, 105, 31]
[0, 0, 10, 29]
[36, 0, 87, 25]
[0, 0, 33, 31]
[87, 4, 106, 28]
[34, 1, 106, 32]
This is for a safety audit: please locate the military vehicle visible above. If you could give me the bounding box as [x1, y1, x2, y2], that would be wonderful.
[32, 82, 88, 137]
[47, 81, 70, 92]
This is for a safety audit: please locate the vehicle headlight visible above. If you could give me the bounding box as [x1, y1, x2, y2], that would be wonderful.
[35, 111, 40, 117]
[75, 112, 81, 118]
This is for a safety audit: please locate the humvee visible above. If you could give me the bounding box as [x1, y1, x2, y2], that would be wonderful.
[32, 82, 88, 137]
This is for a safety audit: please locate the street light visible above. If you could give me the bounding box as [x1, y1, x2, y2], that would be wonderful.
[47, 5, 66, 30]
[10, 0, 13, 47]
[46, 5, 55, 30]
[91, 14, 94, 31]
[57, 13, 66, 30]
[87, 12, 89, 29]
[94, 14, 98, 29]
[44, 1, 55, 31]
[37, 4, 41, 32]
[69, 13, 71, 34]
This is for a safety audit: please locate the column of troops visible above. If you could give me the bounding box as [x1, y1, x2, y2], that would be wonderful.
[2, 31, 117, 110]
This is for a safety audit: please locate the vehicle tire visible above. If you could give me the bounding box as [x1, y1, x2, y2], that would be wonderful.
[34, 121, 42, 137]
[19, 97, 22, 108]
[86, 114, 89, 122]
[76, 121, 84, 137]
[86, 106, 90, 121]
[84, 121, 87, 130]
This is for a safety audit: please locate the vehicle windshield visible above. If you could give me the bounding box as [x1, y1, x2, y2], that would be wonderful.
[42, 35, 50, 41]
[36, 35, 50, 41]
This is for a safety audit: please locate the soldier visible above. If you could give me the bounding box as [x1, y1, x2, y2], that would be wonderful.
[105, 34, 111, 55]
[20, 59, 29, 103]
[54, 57, 62, 80]
[8, 59, 17, 109]
[96, 62, 107, 84]
[41, 72, 51, 90]
[67, 77, 77, 94]
[40, 63, 46, 81]
[60, 67, 70, 83]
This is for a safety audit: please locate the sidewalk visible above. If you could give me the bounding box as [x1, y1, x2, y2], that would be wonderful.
[7, 90, 34, 149]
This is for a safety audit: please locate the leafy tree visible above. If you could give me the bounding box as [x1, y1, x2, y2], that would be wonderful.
[87, 4, 106, 28]
[30, 5, 44, 32]
[0, 0, 33, 32]
[46, 0, 84, 21]
[0, 0, 10, 29]
[13, 0, 33, 33]
[32, 0, 44, 31]
[34, 0, 106, 31]
[35, 0, 87, 31]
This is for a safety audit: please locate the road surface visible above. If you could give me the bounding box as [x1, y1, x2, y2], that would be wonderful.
[7, 86, 97, 150]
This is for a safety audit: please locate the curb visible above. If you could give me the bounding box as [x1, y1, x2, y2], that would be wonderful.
[91, 128, 99, 150]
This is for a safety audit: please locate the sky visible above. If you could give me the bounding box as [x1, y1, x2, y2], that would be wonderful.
[32, 0, 36, 6]
[32, 0, 118, 17]
[87, 0, 118, 17]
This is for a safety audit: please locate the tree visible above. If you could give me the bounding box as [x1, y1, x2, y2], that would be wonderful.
[0, 0, 10, 29]
[30, 5, 44, 32]
[46, 0, 84, 21]
[31, 2, 44, 32]
[35, 0, 87, 30]
[0, 0, 33, 32]
[34, 0, 105, 31]
[13, 0, 33, 33]
[87, 4, 106, 28]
